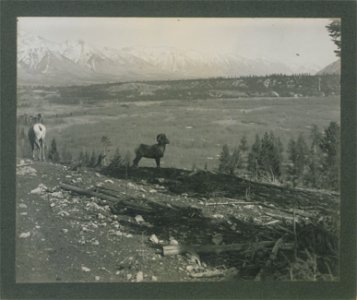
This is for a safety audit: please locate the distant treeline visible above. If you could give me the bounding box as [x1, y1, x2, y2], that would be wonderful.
[218, 121, 340, 191]
[19, 74, 340, 105]
[17, 120, 339, 192]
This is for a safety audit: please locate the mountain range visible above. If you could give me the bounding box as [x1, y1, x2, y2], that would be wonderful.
[17, 33, 335, 86]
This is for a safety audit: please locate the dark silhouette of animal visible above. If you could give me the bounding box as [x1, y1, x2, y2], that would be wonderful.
[133, 134, 170, 168]
[28, 121, 46, 161]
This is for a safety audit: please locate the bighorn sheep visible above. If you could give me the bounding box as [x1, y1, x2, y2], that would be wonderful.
[28, 120, 46, 161]
[133, 133, 170, 168]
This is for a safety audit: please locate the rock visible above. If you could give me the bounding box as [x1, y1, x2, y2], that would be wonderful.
[169, 237, 179, 245]
[81, 266, 91, 272]
[19, 204, 27, 209]
[135, 215, 144, 224]
[149, 189, 157, 193]
[244, 205, 255, 209]
[212, 214, 224, 219]
[149, 234, 159, 244]
[186, 265, 194, 272]
[95, 173, 101, 177]
[151, 276, 158, 281]
[114, 231, 123, 237]
[95, 276, 100, 281]
[30, 184, 48, 195]
[62, 229, 69, 233]
[57, 211, 70, 217]
[104, 179, 114, 184]
[17, 166, 37, 176]
[127, 182, 136, 190]
[97, 213, 105, 220]
[19, 232, 31, 238]
[136, 271, 144, 282]
[50, 191, 64, 198]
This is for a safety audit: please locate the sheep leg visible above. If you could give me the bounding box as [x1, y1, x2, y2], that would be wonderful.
[133, 155, 142, 167]
[155, 157, 161, 168]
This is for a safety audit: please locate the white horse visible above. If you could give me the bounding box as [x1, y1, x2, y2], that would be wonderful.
[28, 123, 46, 161]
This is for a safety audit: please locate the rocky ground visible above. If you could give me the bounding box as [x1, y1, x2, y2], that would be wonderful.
[16, 160, 340, 283]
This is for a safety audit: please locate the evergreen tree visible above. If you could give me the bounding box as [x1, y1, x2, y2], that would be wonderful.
[218, 144, 231, 174]
[229, 147, 241, 175]
[78, 150, 85, 165]
[248, 134, 261, 178]
[84, 151, 90, 166]
[48, 138, 60, 162]
[107, 147, 123, 170]
[260, 132, 282, 181]
[304, 125, 323, 188]
[326, 19, 341, 57]
[101, 135, 112, 154]
[61, 144, 72, 163]
[89, 151, 97, 167]
[287, 133, 309, 186]
[239, 135, 249, 153]
[319, 122, 340, 190]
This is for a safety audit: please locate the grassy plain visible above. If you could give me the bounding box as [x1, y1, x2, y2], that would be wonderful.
[17, 88, 340, 171]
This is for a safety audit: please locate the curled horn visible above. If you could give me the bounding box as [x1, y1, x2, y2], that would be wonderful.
[157, 134, 164, 142]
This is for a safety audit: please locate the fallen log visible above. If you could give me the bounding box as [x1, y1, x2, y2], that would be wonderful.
[59, 183, 152, 213]
[189, 267, 238, 278]
[205, 201, 260, 206]
[60, 183, 120, 203]
[163, 241, 294, 256]
[16, 163, 33, 168]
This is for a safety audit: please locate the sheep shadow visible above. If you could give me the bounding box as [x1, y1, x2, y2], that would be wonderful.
[109, 192, 288, 280]
[103, 166, 250, 199]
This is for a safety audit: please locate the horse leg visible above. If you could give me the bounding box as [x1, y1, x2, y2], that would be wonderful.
[39, 139, 45, 161]
[34, 140, 41, 160]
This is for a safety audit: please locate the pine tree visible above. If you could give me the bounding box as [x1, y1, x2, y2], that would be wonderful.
[260, 132, 282, 182]
[319, 122, 340, 190]
[48, 138, 60, 163]
[304, 125, 323, 188]
[101, 135, 112, 154]
[218, 144, 231, 174]
[89, 151, 97, 167]
[107, 147, 123, 170]
[84, 151, 90, 166]
[326, 19, 341, 57]
[239, 135, 248, 153]
[248, 134, 261, 178]
[229, 147, 241, 175]
[287, 133, 309, 186]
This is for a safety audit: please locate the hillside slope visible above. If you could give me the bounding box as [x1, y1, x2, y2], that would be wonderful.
[16, 160, 339, 282]
[316, 60, 340, 75]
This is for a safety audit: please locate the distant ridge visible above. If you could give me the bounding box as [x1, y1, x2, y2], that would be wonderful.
[316, 60, 340, 75]
[17, 33, 322, 86]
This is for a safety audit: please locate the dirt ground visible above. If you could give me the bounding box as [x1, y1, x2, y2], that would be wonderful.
[16, 160, 339, 283]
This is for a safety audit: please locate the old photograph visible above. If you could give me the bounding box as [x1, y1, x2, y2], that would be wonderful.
[16, 17, 340, 282]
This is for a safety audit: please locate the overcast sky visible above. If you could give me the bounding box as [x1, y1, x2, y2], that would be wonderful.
[18, 17, 338, 68]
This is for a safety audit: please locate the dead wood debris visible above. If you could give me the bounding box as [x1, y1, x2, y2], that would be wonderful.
[58, 181, 339, 281]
